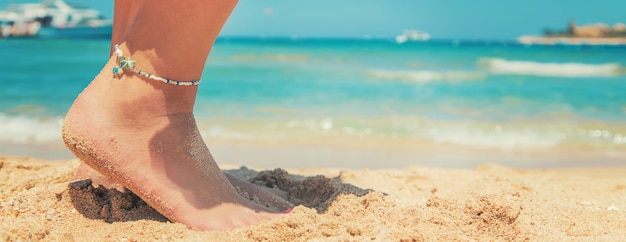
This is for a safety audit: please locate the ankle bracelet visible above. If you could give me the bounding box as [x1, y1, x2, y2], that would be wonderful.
[112, 44, 201, 86]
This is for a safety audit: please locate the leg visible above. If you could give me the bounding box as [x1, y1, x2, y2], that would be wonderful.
[110, 0, 143, 51]
[63, 0, 283, 230]
[76, 0, 293, 214]
[74, 0, 142, 189]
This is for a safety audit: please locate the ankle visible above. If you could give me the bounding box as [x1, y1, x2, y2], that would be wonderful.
[82, 58, 199, 118]
[113, 43, 205, 82]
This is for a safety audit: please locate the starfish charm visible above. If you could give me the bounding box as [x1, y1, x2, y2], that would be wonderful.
[119, 56, 137, 70]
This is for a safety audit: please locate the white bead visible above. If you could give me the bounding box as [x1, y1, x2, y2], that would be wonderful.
[115, 49, 123, 57]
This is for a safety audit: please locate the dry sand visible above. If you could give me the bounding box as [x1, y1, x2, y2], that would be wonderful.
[1, 155, 626, 241]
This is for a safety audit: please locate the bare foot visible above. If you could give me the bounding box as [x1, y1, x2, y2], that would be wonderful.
[63, 59, 284, 230]
[75, 163, 294, 211]
[224, 173, 293, 211]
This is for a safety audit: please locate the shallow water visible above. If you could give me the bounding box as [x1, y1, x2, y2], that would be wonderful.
[1, 38, 625, 167]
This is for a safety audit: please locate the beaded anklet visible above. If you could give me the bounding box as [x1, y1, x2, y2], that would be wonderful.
[112, 44, 201, 86]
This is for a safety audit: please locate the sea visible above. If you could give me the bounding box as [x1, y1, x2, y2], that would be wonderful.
[1, 38, 625, 168]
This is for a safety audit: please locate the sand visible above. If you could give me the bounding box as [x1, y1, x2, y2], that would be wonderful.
[1, 155, 626, 241]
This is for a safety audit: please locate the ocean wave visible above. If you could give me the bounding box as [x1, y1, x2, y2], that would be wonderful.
[479, 57, 624, 77]
[201, 126, 256, 140]
[368, 70, 486, 82]
[0, 114, 63, 144]
[2, 111, 619, 150]
[197, 117, 587, 149]
[418, 126, 566, 148]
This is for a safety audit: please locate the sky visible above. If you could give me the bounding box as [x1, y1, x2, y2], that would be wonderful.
[2, 0, 625, 39]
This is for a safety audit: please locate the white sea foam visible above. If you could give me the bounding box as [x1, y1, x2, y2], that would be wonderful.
[479, 57, 624, 77]
[419, 126, 566, 148]
[369, 70, 486, 82]
[199, 117, 572, 149]
[202, 126, 254, 140]
[0, 114, 64, 144]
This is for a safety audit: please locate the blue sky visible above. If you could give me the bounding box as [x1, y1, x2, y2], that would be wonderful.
[2, 0, 625, 39]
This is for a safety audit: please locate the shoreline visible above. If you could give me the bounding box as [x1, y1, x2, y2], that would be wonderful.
[1, 155, 625, 240]
[2, 140, 626, 169]
[518, 35, 626, 45]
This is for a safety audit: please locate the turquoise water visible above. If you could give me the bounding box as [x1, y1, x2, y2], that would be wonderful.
[1, 38, 626, 157]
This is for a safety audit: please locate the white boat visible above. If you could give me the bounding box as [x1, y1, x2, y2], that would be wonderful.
[0, 11, 18, 37]
[0, 10, 40, 38]
[395, 30, 430, 44]
[6, 0, 111, 39]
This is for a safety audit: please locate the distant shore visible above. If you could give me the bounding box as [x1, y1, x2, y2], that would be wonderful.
[518, 35, 626, 45]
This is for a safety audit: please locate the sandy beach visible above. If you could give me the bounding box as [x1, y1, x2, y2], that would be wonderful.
[1, 155, 625, 241]
[2, 0, 626, 239]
